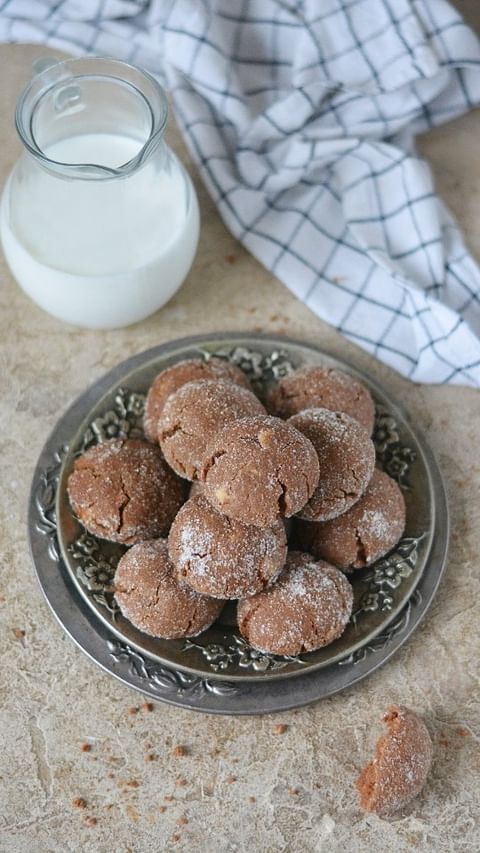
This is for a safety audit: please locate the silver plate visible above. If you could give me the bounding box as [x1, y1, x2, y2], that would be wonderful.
[54, 336, 432, 680]
[29, 333, 448, 713]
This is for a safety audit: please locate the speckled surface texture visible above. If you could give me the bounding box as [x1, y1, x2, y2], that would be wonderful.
[1, 24, 480, 852]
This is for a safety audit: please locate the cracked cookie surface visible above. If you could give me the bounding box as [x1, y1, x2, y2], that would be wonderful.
[67, 438, 185, 545]
[237, 551, 353, 655]
[158, 379, 265, 480]
[200, 415, 320, 527]
[144, 357, 252, 443]
[295, 469, 406, 569]
[267, 365, 375, 434]
[289, 409, 375, 522]
[114, 539, 224, 639]
[168, 495, 287, 599]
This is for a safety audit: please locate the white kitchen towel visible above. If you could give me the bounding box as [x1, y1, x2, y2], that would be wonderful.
[2, 0, 480, 385]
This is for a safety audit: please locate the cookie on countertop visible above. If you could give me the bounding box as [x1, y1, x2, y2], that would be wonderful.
[356, 705, 433, 816]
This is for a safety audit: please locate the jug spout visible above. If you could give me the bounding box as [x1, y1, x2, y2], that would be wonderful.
[32, 56, 60, 76]
[16, 57, 168, 179]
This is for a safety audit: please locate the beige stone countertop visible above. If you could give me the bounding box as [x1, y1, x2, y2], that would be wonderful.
[1, 34, 480, 853]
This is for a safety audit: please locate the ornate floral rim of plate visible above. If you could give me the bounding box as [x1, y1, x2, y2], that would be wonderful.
[34, 344, 426, 679]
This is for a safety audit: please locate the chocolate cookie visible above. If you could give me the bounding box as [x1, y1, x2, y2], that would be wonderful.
[168, 495, 287, 599]
[144, 357, 252, 442]
[357, 706, 433, 816]
[237, 551, 353, 655]
[268, 365, 375, 434]
[295, 469, 406, 569]
[201, 415, 320, 527]
[158, 379, 265, 480]
[67, 438, 184, 545]
[114, 539, 223, 639]
[288, 409, 375, 522]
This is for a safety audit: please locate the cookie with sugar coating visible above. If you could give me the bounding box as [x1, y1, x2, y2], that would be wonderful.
[114, 539, 224, 639]
[67, 438, 184, 545]
[143, 357, 252, 443]
[168, 495, 287, 599]
[267, 365, 375, 434]
[289, 408, 375, 522]
[237, 551, 353, 656]
[295, 469, 405, 569]
[158, 379, 265, 480]
[356, 705, 433, 816]
[200, 415, 320, 527]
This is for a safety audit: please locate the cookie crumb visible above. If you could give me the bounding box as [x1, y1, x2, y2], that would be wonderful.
[159, 806, 167, 814]
[142, 702, 154, 713]
[165, 794, 174, 802]
[173, 745, 187, 758]
[72, 797, 87, 809]
[171, 833, 181, 843]
[288, 788, 299, 796]
[13, 628, 25, 639]
[273, 724, 288, 735]
[249, 796, 256, 803]
[83, 816, 97, 828]
[177, 815, 189, 826]
[144, 753, 157, 762]
[127, 707, 138, 716]
[456, 727, 469, 737]
[226, 775, 237, 784]
[225, 254, 236, 265]
[144, 741, 152, 750]
[126, 804, 139, 823]
[176, 776, 187, 787]
[80, 743, 92, 753]
[126, 779, 140, 788]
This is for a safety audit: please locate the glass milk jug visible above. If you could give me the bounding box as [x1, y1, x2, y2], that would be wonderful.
[0, 57, 200, 328]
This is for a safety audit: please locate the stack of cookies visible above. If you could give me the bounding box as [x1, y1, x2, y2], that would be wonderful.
[67, 357, 406, 657]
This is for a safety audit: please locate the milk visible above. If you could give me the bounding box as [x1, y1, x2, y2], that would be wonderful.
[0, 133, 200, 328]
[46, 134, 142, 168]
